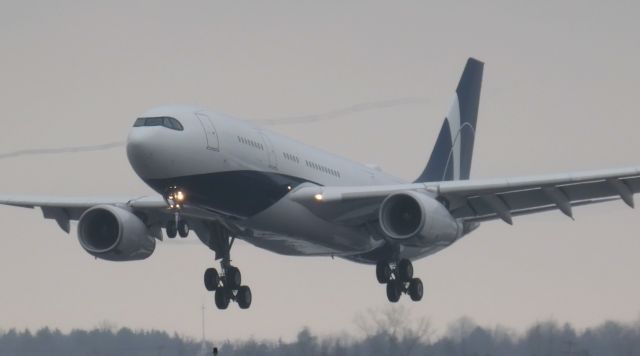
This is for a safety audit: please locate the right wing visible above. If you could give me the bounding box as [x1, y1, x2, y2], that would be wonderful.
[0, 195, 169, 234]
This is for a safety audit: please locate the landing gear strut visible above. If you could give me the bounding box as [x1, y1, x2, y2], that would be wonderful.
[376, 259, 423, 302]
[202, 227, 252, 310]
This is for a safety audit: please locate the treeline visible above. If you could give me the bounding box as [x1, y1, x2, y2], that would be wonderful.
[2, 307, 640, 356]
[0, 327, 204, 356]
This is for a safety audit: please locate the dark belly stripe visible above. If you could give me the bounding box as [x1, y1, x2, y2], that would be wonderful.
[145, 170, 317, 217]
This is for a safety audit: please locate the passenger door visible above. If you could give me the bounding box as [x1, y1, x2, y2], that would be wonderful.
[195, 113, 219, 151]
[258, 131, 278, 170]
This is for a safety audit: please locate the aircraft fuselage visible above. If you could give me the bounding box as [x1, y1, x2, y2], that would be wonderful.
[126, 106, 457, 263]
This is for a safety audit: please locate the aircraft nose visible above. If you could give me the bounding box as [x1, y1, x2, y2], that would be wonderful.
[127, 126, 154, 154]
[126, 128, 163, 179]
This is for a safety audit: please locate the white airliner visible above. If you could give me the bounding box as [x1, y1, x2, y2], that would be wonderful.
[2, 58, 638, 310]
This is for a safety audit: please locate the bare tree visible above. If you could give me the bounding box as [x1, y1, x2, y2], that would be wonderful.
[354, 305, 433, 356]
[95, 320, 118, 333]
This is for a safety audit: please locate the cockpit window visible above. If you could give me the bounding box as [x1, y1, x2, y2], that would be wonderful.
[166, 117, 184, 130]
[133, 116, 184, 131]
[133, 118, 146, 127]
[145, 117, 164, 127]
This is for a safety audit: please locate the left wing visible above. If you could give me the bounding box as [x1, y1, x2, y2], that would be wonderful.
[290, 167, 640, 225]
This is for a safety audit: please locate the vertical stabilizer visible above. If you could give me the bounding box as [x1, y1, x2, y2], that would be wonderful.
[415, 58, 483, 182]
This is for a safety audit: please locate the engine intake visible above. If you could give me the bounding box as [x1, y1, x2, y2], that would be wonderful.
[77, 205, 155, 261]
[379, 191, 461, 245]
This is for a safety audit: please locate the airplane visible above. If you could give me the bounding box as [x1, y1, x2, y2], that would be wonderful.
[2, 57, 639, 310]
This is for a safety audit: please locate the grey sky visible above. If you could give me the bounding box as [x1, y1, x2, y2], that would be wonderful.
[1, 0, 639, 342]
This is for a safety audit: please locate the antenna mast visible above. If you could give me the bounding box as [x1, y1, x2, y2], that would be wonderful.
[201, 302, 205, 342]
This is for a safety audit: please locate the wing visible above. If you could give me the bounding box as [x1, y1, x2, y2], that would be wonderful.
[290, 167, 640, 225]
[0, 195, 170, 233]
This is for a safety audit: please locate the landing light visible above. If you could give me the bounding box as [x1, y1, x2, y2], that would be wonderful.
[165, 186, 186, 209]
[314, 193, 324, 201]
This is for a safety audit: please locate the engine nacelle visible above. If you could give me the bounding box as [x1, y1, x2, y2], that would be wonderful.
[379, 191, 461, 246]
[77, 205, 155, 261]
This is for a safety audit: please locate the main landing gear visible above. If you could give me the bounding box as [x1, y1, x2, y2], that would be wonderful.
[376, 259, 423, 303]
[204, 262, 252, 310]
[203, 226, 252, 310]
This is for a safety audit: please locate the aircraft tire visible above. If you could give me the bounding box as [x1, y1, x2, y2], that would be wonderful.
[386, 281, 401, 303]
[215, 289, 230, 310]
[204, 268, 219, 291]
[166, 222, 177, 239]
[178, 219, 189, 238]
[237, 286, 252, 309]
[398, 259, 413, 282]
[376, 262, 392, 284]
[408, 278, 423, 301]
[226, 266, 242, 289]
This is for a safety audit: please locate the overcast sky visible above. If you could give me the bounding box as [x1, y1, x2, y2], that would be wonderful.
[1, 0, 639, 342]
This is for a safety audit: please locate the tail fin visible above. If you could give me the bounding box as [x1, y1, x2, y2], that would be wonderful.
[415, 58, 484, 182]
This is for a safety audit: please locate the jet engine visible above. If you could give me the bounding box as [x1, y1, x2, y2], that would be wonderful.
[379, 191, 461, 246]
[77, 205, 155, 261]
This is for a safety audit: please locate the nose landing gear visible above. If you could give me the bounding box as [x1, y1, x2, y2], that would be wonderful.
[164, 186, 190, 239]
[165, 215, 189, 238]
[164, 186, 187, 209]
[376, 259, 424, 302]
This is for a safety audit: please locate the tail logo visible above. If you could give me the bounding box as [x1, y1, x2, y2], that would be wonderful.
[414, 58, 483, 183]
